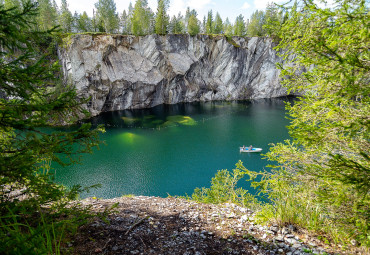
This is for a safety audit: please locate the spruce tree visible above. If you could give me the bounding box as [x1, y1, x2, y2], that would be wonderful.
[76, 11, 92, 32]
[59, 0, 73, 32]
[213, 12, 223, 34]
[94, 0, 119, 33]
[0, 0, 102, 213]
[205, 10, 213, 34]
[188, 14, 199, 36]
[233, 14, 245, 36]
[155, 0, 169, 35]
[37, 0, 58, 31]
[131, 0, 152, 35]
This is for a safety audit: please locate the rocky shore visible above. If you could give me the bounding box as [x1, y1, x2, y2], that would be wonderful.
[68, 196, 357, 255]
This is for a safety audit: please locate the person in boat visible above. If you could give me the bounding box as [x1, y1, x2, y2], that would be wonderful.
[242, 145, 245, 150]
[249, 145, 253, 151]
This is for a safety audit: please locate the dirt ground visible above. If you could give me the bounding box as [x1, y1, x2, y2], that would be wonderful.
[67, 196, 362, 255]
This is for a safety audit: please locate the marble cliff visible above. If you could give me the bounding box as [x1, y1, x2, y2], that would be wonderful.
[58, 34, 289, 117]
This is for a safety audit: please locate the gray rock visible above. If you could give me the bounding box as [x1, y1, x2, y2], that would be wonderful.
[58, 34, 295, 118]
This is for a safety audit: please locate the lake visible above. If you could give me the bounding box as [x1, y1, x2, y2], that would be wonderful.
[53, 98, 292, 198]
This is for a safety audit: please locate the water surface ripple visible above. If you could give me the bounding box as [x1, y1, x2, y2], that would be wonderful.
[53, 98, 291, 198]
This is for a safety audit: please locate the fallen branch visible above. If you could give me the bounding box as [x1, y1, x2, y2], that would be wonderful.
[125, 216, 149, 235]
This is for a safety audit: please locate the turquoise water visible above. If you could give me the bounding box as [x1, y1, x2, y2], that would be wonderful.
[53, 98, 291, 198]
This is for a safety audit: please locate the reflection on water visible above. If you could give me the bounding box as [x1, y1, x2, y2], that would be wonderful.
[53, 98, 292, 198]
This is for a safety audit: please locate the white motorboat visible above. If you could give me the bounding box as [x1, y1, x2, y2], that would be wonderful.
[240, 147, 262, 153]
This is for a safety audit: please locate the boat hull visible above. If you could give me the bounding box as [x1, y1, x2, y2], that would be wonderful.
[240, 147, 262, 153]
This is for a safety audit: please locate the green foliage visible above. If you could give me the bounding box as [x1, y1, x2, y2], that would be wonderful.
[36, 0, 58, 31]
[0, 1, 103, 252]
[131, 0, 153, 36]
[246, 10, 265, 36]
[233, 14, 246, 36]
[94, 0, 119, 33]
[205, 10, 213, 34]
[120, 9, 130, 34]
[260, 0, 370, 247]
[213, 12, 223, 34]
[187, 14, 199, 36]
[191, 161, 260, 210]
[75, 11, 93, 33]
[58, 0, 73, 32]
[169, 13, 185, 34]
[223, 18, 233, 36]
[155, 0, 169, 35]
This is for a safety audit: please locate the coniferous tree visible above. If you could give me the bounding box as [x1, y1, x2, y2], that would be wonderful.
[0, 0, 102, 215]
[3, 0, 22, 9]
[184, 7, 197, 33]
[155, 0, 169, 35]
[120, 10, 130, 34]
[131, 0, 152, 35]
[213, 12, 223, 34]
[263, 3, 284, 36]
[169, 13, 184, 34]
[76, 11, 92, 32]
[246, 10, 265, 36]
[223, 17, 233, 35]
[95, 0, 119, 33]
[187, 14, 199, 36]
[59, 0, 73, 32]
[205, 10, 213, 34]
[261, 0, 370, 245]
[233, 14, 246, 36]
[37, 0, 58, 31]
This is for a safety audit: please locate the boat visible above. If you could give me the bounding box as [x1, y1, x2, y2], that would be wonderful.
[240, 147, 262, 153]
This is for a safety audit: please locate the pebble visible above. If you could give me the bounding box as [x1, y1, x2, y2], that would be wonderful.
[275, 235, 284, 242]
[240, 215, 248, 221]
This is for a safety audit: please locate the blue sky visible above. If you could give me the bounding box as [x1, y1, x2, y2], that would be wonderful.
[57, 0, 286, 23]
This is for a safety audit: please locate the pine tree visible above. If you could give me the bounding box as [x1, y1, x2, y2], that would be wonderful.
[155, 0, 169, 35]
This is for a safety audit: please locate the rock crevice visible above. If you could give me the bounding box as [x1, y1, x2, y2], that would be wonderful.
[58, 34, 289, 117]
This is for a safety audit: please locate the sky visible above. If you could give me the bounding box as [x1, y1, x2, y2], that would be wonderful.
[56, 0, 287, 23]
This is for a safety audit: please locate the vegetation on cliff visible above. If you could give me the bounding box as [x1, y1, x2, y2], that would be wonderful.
[1, 0, 281, 37]
[192, 0, 369, 249]
[0, 2, 103, 253]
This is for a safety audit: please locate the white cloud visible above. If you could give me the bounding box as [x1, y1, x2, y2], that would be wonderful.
[187, 0, 212, 10]
[253, 0, 286, 10]
[169, 0, 187, 16]
[242, 2, 251, 9]
[147, 0, 157, 11]
[253, 0, 270, 10]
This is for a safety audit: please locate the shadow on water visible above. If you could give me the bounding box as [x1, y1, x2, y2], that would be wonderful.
[53, 98, 294, 198]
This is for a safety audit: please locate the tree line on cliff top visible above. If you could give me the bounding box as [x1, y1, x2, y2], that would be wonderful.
[0, 0, 282, 36]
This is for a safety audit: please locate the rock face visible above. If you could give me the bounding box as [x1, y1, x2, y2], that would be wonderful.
[58, 34, 288, 117]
